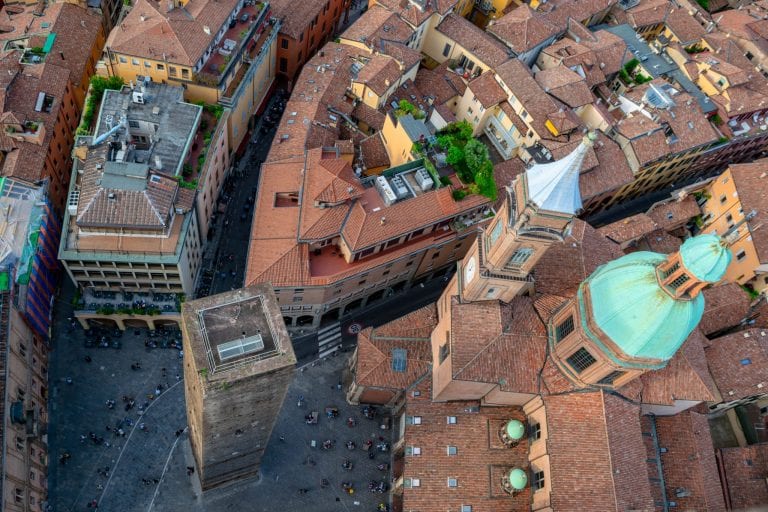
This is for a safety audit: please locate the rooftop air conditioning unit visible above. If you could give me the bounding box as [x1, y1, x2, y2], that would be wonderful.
[415, 168, 433, 190]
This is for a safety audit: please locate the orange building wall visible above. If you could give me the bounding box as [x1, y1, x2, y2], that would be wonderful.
[276, 0, 351, 82]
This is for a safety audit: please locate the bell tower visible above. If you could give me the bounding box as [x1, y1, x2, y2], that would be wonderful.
[459, 132, 596, 303]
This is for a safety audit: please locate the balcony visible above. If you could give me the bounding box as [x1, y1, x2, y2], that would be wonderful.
[195, 2, 270, 88]
[483, 115, 517, 161]
[219, 19, 280, 107]
[77, 288, 181, 315]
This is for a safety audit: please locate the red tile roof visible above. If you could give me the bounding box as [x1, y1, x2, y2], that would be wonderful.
[720, 444, 768, 510]
[699, 283, 750, 337]
[705, 327, 768, 400]
[487, 4, 559, 55]
[437, 13, 512, 69]
[467, 72, 506, 109]
[655, 410, 727, 511]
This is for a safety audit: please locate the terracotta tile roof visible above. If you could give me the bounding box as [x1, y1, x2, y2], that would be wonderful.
[0, 56, 70, 183]
[354, 306, 435, 390]
[400, 395, 530, 512]
[579, 132, 634, 201]
[664, 6, 706, 43]
[534, 219, 624, 295]
[716, 9, 766, 42]
[623, 0, 671, 29]
[711, 82, 768, 118]
[354, 54, 402, 96]
[359, 132, 390, 170]
[699, 282, 750, 337]
[341, 5, 414, 49]
[436, 13, 512, 69]
[269, 0, 330, 39]
[581, 28, 628, 77]
[341, 186, 488, 252]
[487, 4, 559, 55]
[467, 72, 506, 109]
[532, 293, 569, 320]
[0, 4, 104, 89]
[647, 195, 700, 231]
[705, 327, 768, 399]
[107, 0, 241, 66]
[597, 213, 658, 245]
[534, 66, 593, 108]
[266, 43, 358, 162]
[655, 411, 727, 511]
[451, 296, 547, 394]
[729, 161, 768, 262]
[379, 41, 422, 72]
[634, 328, 718, 405]
[720, 444, 768, 510]
[643, 229, 683, 254]
[414, 62, 463, 105]
[352, 102, 386, 131]
[544, 391, 655, 511]
[77, 146, 186, 229]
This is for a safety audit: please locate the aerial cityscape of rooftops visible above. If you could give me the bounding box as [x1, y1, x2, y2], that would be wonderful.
[1, 0, 768, 509]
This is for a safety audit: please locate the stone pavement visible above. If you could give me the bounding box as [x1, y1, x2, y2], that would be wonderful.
[47, 323, 186, 512]
[48, 317, 392, 512]
[149, 355, 393, 512]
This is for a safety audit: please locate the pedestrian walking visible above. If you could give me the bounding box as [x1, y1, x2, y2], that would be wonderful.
[186, 466, 195, 476]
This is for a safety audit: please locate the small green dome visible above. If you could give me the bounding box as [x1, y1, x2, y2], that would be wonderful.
[679, 234, 731, 283]
[586, 251, 704, 361]
[508, 468, 528, 490]
[504, 419, 525, 440]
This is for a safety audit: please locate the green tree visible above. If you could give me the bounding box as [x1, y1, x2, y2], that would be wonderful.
[90, 75, 125, 103]
[446, 145, 464, 166]
[474, 160, 497, 201]
[464, 139, 490, 175]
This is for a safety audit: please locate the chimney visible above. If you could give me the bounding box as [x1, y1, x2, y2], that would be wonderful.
[59, 51, 65, 60]
[380, 216, 386, 225]
[154, 156, 163, 170]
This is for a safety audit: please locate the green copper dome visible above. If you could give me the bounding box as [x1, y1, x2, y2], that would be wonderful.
[679, 234, 731, 283]
[508, 468, 528, 490]
[504, 419, 525, 440]
[585, 251, 704, 361]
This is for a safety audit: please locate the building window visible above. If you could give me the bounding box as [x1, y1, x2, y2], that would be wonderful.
[447, 416, 457, 424]
[405, 446, 421, 456]
[181, 68, 190, 79]
[529, 422, 541, 440]
[447, 477, 458, 488]
[406, 415, 422, 425]
[404, 478, 420, 488]
[566, 347, 597, 374]
[392, 348, 407, 372]
[281, 38, 289, 49]
[486, 219, 502, 250]
[14, 488, 23, 504]
[505, 248, 533, 269]
[443, 43, 451, 57]
[156, 63, 165, 70]
[439, 342, 450, 363]
[279, 57, 287, 72]
[131, 58, 139, 65]
[736, 250, 746, 261]
[554, 316, 574, 342]
[532, 470, 545, 491]
[461, 506, 472, 512]
[668, 273, 690, 290]
[144, 61, 151, 68]
[447, 445, 458, 455]
[597, 370, 625, 385]
[168, 66, 177, 77]
[119, 56, 127, 63]
[720, 194, 727, 204]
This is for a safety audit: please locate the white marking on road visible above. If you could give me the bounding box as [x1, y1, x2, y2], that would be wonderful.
[146, 431, 183, 512]
[95, 380, 183, 508]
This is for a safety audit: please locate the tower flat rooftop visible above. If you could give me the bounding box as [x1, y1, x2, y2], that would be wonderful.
[182, 284, 296, 378]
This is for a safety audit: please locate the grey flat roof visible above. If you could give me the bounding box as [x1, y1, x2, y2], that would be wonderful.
[398, 113, 432, 143]
[96, 83, 201, 176]
[600, 24, 717, 114]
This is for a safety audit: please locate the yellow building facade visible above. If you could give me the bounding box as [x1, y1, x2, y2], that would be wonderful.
[697, 167, 762, 289]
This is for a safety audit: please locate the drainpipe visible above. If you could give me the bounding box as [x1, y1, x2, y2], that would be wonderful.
[647, 414, 669, 512]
